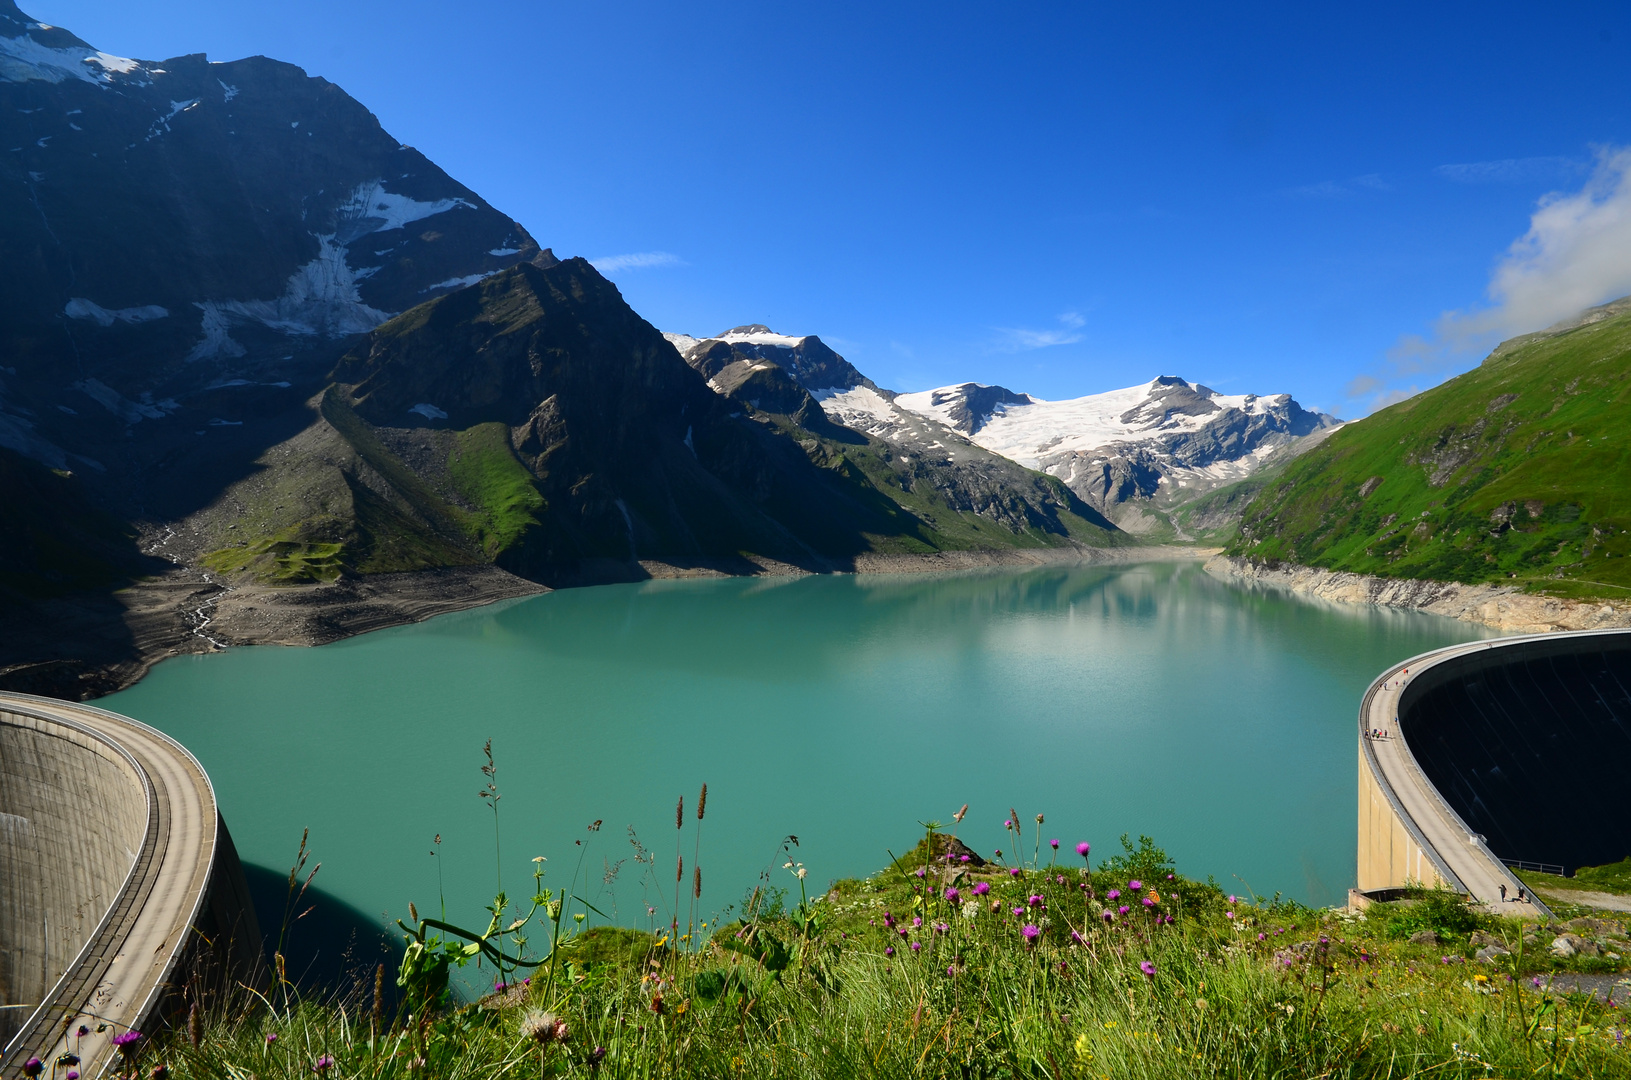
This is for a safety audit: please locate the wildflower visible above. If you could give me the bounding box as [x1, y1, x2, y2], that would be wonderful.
[1164, 914, 1174, 924]
[1258, 932, 1266, 940]
[947, 965, 957, 976]
[1004, 820, 1013, 827]
[1142, 897, 1155, 908]
[1167, 874, 1174, 880]
[1076, 841, 1091, 858]
[912, 916, 922, 927]
[1009, 868, 1022, 877]
[1228, 895, 1237, 904]
[1129, 880, 1142, 891]
[313, 1056, 335, 1074]
[1050, 839, 1059, 850]
[76, 1025, 89, 1037]
[914, 866, 925, 878]
[972, 881, 990, 896]
[1036, 813, 1044, 824]
[1140, 960, 1156, 977]
[885, 946, 895, 957]
[1225, 911, 1235, 919]
[1028, 894, 1045, 908]
[23, 1059, 43, 1077]
[884, 911, 896, 927]
[521, 1010, 569, 1045]
[1021, 924, 1041, 942]
[945, 886, 960, 902]
[588, 1046, 607, 1067]
[1013, 906, 1026, 916]
[67, 1073, 79, 1080]
[1117, 905, 1129, 915]
[911, 941, 922, 952]
[113, 1032, 142, 1053]
[1102, 911, 1113, 923]
[1106, 889, 1121, 901]
[1070, 930, 1085, 945]
[1531, 976, 1544, 988]
[960, 855, 971, 863]
[267, 1034, 278, 1045]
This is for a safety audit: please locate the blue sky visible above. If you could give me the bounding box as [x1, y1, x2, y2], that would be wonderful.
[37, 0, 1631, 416]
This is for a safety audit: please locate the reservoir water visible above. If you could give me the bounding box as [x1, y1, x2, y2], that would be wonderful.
[103, 561, 1498, 969]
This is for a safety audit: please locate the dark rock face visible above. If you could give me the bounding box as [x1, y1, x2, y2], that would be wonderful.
[689, 328, 876, 395]
[328, 262, 943, 574]
[0, 0, 549, 486]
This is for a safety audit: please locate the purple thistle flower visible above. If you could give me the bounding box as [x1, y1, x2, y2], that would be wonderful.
[67, 1072, 80, 1080]
[1142, 897, 1155, 907]
[1118, 905, 1130, 915]
[1050, 839, 1059, 849]
[947, 965, 956, 976]
[1021, 924, 1041, 941]
[1012, 906, 1026, 916]
[1106, 889, 1121, 901]
[1139, 960, 1156, 977]
[1076, 841, 1091, 858]
[1166, 873, 1175, 880]
[1004, 820, 1012, 827]
[1102, 910, 1113, 923]
[1129, 880, 1142, 891]
[910, 941, 922, 952]
[912, 916, 922, 927]
[313, 1056, 335, 1074]
[945, 886, 960, 902]
[1070, 931, 1085, 945]
[915, 867, 926, 878]
[76, 1025, 89, 1037]
[23, 1059, 44, 1078]
[972, 881, 990, 896]
[959, 855, 970, 863]
[267, 1034, 279, 1044]
[112, 1032, 142, 1053]
[885, 946, 895, 957]
[1165, 914, 1174, 924]
[1225, 911, 1235, 919]
[1009, 868, 1022, 877]
[1028, 894, 1044, 908]
[1258, 932, 1266, 940]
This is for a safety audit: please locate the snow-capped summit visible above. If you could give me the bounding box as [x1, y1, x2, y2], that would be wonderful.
[668, 326, 874, 396]
[896, 376, 1340, 531]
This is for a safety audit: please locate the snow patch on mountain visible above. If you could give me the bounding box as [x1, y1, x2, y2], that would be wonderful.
[64, 298, 168, 326]
[334, 179, 474, 240]
[180, 179, 479, 358]
[0, 30, 146, 86]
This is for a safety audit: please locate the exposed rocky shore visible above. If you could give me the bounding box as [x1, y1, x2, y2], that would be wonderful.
[1205, 555, 1631, 633]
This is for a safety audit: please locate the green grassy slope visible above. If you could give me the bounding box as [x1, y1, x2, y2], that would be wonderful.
[1227, 306, 1631, 600]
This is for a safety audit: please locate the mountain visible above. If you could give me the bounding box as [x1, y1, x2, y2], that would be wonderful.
[893, 377, 1341, 533]
[667, 328, 1121, 547]
[0, 0, 551, 487]
[1227, 299, 1631, 601]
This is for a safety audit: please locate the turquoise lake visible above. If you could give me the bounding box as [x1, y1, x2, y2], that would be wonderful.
[103, 561, 1499, 963]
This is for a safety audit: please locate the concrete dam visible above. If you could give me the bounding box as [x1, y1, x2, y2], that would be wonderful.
[1, 692, 260, 1077]
[1357, 628, 1631, 913]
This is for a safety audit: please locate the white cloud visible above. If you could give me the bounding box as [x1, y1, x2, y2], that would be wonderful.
[1433, 156, 1585, 185]
[994, 312, 1085, 351]
[590, 251, 685, 275]
[1434, 146, 1631, 348]
[1284, 173, 1391, 198]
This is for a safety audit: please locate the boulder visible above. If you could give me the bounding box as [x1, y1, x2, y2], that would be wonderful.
[1475, 944, 1510, 963]
[1468, 931, 1500, 948]
[1408, 930, 1440, 945]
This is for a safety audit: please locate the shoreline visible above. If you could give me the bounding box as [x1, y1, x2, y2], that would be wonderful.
[1204, 554, 1631, 634]
[0, 544, 1217, 701]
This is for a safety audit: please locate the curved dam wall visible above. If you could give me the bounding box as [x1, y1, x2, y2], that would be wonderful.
[0, 694, 263, 1075]
[0, 709, 148, 1046]
[1399, 631, 1631, 875]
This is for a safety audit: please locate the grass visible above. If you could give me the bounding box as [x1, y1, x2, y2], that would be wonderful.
[116, 810, 1631, 1080]
[1516, 859, 1631, 900]
[1228, 306, 1631, 600]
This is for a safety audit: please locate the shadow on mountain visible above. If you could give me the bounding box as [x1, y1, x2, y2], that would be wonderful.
[241, 862, 400, 1006]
